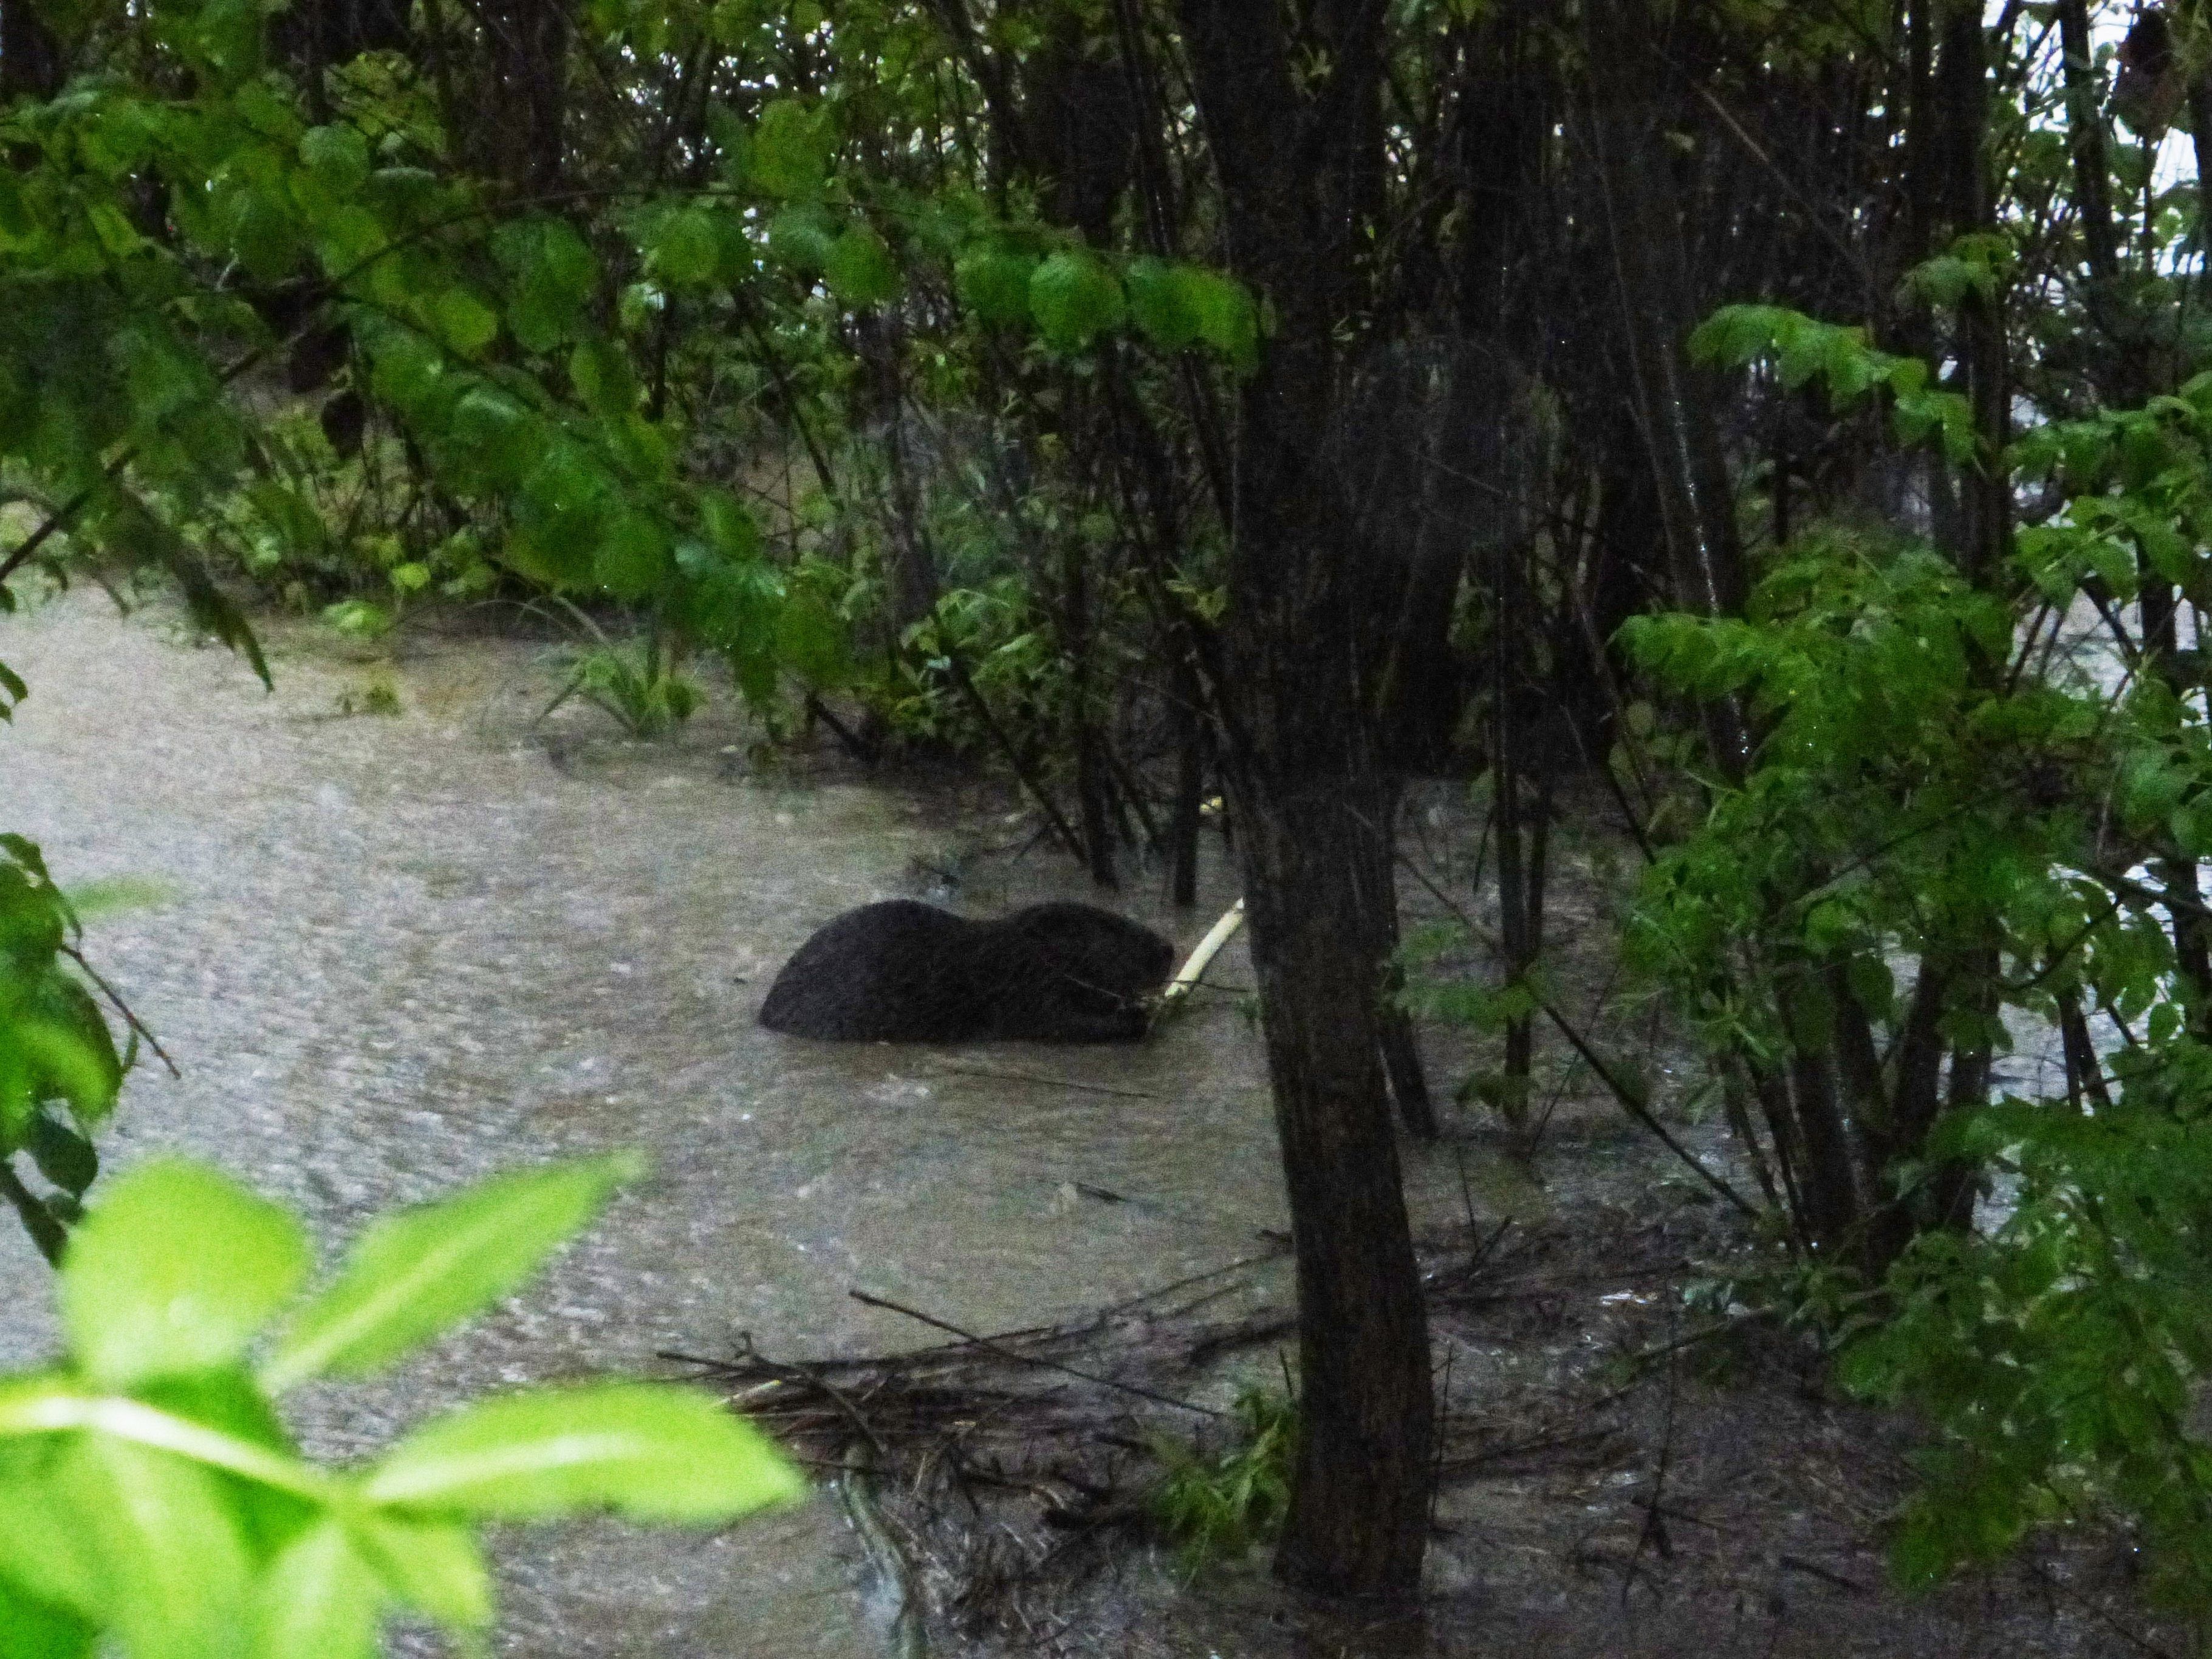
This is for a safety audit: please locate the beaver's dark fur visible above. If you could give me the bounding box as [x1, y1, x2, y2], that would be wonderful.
[758, 900, 1175, 1042]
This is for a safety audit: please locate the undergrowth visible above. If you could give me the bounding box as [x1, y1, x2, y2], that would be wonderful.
[1149, 1386, 1298, 1570]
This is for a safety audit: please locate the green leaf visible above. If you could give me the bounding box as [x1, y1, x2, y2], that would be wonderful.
[750, 100, 834, 197]
[61, 1161, 309, 1388]
[649, 207, 724, 289]
[0, 1573, 92, 1659]
[954, 245, 1035, 326]
[824, 224, 898, 308]
[1179, 267, 1258, 369]
[2173, 795, 2212, 859]
[248, 1519, 381, 1659]
[2120, 748, 2191, 829]
[0, 171, 31, 243]
[227, 194, 303, 283]
[766, 204, 837, 273]
[349, 1512, 490, 1630]
[1029, 250, 1125, 352]
[1844, 954, 1896, 1022]
[568, 337, 638, 417]
[179, 0, 271, 80]
[26, 1112, 97, 1200]
[699, 490, 761, 562]
[299, 125, 371, 197]
[247, 480, 329, 558]
[52, 1435, 253, 1659]
[593, 514, 669, 600]
[1125, 257, 1198, 351]
[504, 218, 600, 352]
[111, 328, 210, 427]
[322, 599, 393, 640]
[261, 1155, 642, 1393]
[449, 387, 536, 488]
[0, 1444, 102, 1626]
[777, 589, 852, 688]
[1888, 1503, 1959, 1590]
[1686, 303, 1781, 368]
[433, 290, 501, 357]
[85, 202, 146, 261]
[363, 1383, 804, 1521]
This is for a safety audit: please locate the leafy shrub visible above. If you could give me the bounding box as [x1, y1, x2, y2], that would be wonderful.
[1840, 1075, 2212, 1612]
[545, 638, 702, 739]
[0, 1154, 803, 1656]
[1149, 1386, 1298, 1569]
[1620, 304, 2212, 1616]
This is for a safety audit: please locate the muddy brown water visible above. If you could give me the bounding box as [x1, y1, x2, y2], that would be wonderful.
[0, 592, 1496, 1655]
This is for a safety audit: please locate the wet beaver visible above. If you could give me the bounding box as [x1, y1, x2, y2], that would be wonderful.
[759, 900, 1175, 1042]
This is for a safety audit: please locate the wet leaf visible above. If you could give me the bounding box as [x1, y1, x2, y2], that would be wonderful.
[364, 1383, 803, 1521]
[261, 1156, 640, 1392]
[61, 1161, 309, 1387]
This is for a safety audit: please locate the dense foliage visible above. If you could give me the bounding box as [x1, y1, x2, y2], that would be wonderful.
[11, 0, 2212, 1616]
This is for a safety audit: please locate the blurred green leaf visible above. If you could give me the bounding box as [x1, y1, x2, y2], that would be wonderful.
[61, 1161, 309, 1387]
[1029, 250, 1124, 352]
[261, 1155, 640, 1392]
[750, 100, 834, 197]
[364, 1382, 804, 1521]
[247, 1519, 380, 1659]
[824, 224, 898, 308]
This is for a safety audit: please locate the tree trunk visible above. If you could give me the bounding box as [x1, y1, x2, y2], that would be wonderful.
[858, 317, 942, 638]
[2057, 0, 2212, 1018]
[471, 0, 570, 195]
[1168, 647, 1208, 908]
[1064, 538, 1120, 888]
[0, 0, 63, 102]
[1369, 799, 1436, 1139]
[1227, 741, 1433, 1598]
[1587, 0, 1883, 1258]
[1174, 0, 1434, 1598]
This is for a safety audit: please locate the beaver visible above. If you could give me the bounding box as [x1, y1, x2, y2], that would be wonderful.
[759, 900, 1175, 1042]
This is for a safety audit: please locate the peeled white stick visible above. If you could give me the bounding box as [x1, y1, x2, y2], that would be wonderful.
[1159, 898, 1246, 1008]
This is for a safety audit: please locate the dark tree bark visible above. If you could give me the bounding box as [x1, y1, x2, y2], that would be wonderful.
[1587, 0, 1894, 1258]
[470, 0, 570, 194]
[856, 316, 942, 638]
[1177, 0, 1433, 1601]
[1172, 0, 1434, 1599]
[1168, 652, 1208, 908]
[1934, 1, 2008, 590]
[1026, 18, 1137, 247]
[1584, 0, 1753, 775]
[0, 0, 63, 102]
[1064, 538, 1120, 888]
[2056, 0, 2118, 285]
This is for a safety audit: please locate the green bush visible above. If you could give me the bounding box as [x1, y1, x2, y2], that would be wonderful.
[1149, 1386, 1298, 1570]
[0, 1154, 803, 1657]
[1840, 1078, 2212, 1611]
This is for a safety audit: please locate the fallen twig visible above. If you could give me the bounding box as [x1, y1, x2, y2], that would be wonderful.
[849, 1288, 1222, 1418]
[932, 1064, 1160, 1100]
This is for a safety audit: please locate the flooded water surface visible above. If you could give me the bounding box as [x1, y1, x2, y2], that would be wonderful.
[0, 594, 1419, 1655]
